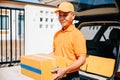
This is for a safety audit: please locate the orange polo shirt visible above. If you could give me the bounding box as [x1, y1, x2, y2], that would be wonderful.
[53, 24, 86, 70]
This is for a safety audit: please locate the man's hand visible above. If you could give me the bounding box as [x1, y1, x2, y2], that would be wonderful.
[51, 67, 67, 80]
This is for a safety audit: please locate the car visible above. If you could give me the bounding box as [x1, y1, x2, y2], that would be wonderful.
[72, 0, 120, 80]
[77, 21, 120, 80]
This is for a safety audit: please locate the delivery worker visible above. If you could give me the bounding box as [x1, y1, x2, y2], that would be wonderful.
[51, 1, 87, 80]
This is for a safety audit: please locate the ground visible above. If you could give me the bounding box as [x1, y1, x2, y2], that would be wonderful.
[0, 66, 33, 80]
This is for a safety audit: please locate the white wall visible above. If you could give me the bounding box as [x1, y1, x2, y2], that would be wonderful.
[25, 5, 61, 55]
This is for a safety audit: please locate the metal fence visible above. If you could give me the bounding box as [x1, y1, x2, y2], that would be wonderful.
[0, 6, 25, 67]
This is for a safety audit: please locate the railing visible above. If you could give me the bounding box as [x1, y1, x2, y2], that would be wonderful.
[0, 6, 25, 67]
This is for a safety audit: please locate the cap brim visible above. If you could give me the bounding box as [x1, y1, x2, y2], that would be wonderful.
[54, 10, 71, 13]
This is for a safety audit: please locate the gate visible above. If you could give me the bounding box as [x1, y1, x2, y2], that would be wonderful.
[0, 6, 25, 67]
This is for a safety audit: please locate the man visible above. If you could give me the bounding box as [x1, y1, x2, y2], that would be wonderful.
[52, 1, 87, 80]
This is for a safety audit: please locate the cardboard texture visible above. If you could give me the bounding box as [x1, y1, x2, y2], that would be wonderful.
[80, 55, 115, 77]
[21, 54, 66, 80]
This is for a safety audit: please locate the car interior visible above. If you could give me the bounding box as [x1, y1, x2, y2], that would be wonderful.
[76, 22, 120, 80]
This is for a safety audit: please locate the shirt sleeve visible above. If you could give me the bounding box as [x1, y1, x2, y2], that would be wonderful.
[73, 32, 87, 56]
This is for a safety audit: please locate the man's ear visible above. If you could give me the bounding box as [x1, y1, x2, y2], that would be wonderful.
[72, 14, 75, 20]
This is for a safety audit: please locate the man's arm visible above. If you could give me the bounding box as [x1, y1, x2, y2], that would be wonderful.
[52, 55, 86, 80]
[65, 55, 86, 73]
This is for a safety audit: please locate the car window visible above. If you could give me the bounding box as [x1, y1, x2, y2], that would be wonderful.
[80, 26, 101, 40]
[100, 26, 120, 41]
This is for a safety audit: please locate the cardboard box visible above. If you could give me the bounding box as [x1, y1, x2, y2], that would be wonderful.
[80, 55, 115, 77]
[87, 55, 115, 77]
[21, 54, 66, 80]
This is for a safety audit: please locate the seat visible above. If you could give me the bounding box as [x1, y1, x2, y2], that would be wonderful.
[104, 28, 120, 58]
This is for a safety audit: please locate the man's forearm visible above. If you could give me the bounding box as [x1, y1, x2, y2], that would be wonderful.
[65, 56, 86, 73]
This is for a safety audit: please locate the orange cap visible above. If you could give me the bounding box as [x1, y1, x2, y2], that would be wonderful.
[55, 2, 74, 13]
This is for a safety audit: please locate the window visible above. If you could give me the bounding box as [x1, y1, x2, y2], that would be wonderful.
[51, 18, 53, 22]
[45, 11, 48, 14]
[100, 26, 120, 41]
[18, 15, 24, 37]
[40, 18, 43, 22]
[0, 15, 9, 30]
[40, 10, 43, 13]
[45, 18, 48, 22]
[80, 26, 101, 40]
[39, 24, 42, 28]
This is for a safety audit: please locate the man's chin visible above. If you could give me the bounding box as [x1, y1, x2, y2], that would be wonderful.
[62, 24, 68, 27]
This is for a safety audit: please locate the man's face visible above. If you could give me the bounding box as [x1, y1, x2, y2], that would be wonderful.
[58, 11, 75, 28]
